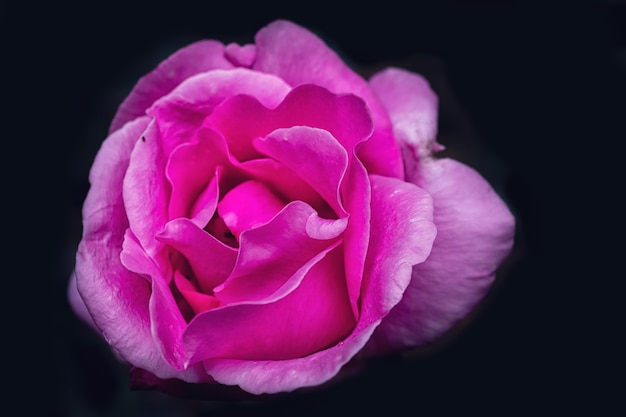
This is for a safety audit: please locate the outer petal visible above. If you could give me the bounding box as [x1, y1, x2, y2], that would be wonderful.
[366, 158, 515, 353]
[110, 40, 235, 133]
[253, 20, 403, 178]
[201, 174, 435, 394]
[369, 67, 443, 169]
[74, 117, 206, 382]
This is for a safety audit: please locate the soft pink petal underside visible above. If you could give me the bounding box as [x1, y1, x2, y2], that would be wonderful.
[74, 117, 207, 382]
[366, 158, 515, 353]
[253, 19, 403, 178]
[110, 40, 235, 134]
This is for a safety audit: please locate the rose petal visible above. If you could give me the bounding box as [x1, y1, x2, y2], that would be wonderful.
[366, 158, 515, 353]
[120, 229, 188, 370]
[110, 40, 235, 133]
[123, 120, 169, 258]
[173, 271, 221, 315]
[213, 201, 345, 304]
[253, 20, 403, 178]
[200, 173, 435, 394]
[156, 217, 238, 293]
[369, 67, 443, 166]
[254, 126, 349, 216]
[74, 117, 206, 382]
[184, 245, 354, 363]
[165, 128, 227, 224]
[224, 43, 256, 67]
[148, 68, 292, 156]
[340, 157, 372, 318]
[217, 180, 285, 240]
[236, 158, 327, 216]
[209, 83, 373, 163]
[67, 271, 97, 331]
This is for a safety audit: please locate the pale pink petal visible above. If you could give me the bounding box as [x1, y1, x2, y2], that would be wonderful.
[224, 43, 256, 67]
[254, 126, 349, 216]
[184, 246, 355, 364]
[110, 40, 235, 133]
[253, 20, 403, 178]
[67, 271, 96, 331]
[217, 180, 285, 240]
[156, 217, 238, 293]
[369, 67, 443, 168]
[200, 174, 435, 394]
[74, 117, 206, 382]
[213, 201, 344, 304]
[365, 158, 515, 353]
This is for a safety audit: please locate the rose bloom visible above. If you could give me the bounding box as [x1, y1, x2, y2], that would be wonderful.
[68, 19, 515, 396]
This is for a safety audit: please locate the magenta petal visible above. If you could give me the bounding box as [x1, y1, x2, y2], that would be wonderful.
[208, 84, 373, 163]
[156, 217, 238, 293]
[173, 271, 221, 315]
[184, 246, 354, 364]
[110, 40, 235, 133]
[148, 68, 291, 156]
[214, 201, 345, 304]
[255, 126, 348, 216]
[166, 130, 226, 224]
[237, 158, 326, 214]
[253, 20, 403, 178]
[369, 67, 443, 165]
[366, 158, 515, 353]
[217, 180, 285, 240]
[196, 175, 435, 395]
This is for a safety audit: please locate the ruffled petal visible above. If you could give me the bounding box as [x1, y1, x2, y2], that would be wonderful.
[156, 217, 238, 293]
[207, 83, 373, 163]
[200, 174, 435, 394]
[253, 20, 403, 178]
[184, 245, 354, 364]
[254, 126, 349, 216]
[148, 68, 292, 156]
[366, 158, 515, 353]
[213, 201, 345, 304]
[165, 129, 226, 225]
[74, 117, 206, 382]
[110, 40, 235, 133]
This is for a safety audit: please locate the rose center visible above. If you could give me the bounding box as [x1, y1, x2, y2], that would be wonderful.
[206, 180, 285, 247]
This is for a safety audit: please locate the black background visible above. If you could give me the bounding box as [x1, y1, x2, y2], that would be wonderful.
[5, 2, 624, 416]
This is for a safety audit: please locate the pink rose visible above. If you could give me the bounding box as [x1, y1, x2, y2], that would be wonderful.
[68, 19, 515, 396]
